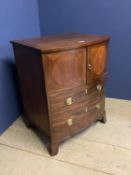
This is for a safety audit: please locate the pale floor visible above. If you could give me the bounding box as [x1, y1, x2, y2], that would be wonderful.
[0, 98, 131, 175]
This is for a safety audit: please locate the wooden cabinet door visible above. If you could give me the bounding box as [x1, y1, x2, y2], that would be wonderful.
[87, 43, 108, 86]
[42, 48, 86, 92]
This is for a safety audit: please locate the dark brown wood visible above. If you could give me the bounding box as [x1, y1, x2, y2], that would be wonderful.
[87, 43, 108, 87]
[11, 33, 110, 53]
[47, 142, 59, 156]
[42, 48, 86, 92]
[11, 33, 110, 156]
[12, 44, 50, 136]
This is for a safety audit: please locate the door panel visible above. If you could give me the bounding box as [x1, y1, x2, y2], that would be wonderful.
[87, 43, 108, 86]
[43, 48, 86, 92]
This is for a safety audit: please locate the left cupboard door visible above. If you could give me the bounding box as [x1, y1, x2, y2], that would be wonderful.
[42, 48, 87, 93]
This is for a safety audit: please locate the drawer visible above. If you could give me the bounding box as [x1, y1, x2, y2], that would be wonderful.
[87, 74, 106, 92]
[51, 99, 105, 141]
[48, 86, 87, 114]
[48, 82, 105, 114]
[87, 86, 105, 107]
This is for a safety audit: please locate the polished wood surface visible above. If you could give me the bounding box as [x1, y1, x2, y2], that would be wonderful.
[12, 44, 50, 136]
[87, 43, 108, 87]
[11, 33, 110, 156]
[89, 44, 107, 76]
[11, 33, 110, 53]
[42, 48, 86, 92]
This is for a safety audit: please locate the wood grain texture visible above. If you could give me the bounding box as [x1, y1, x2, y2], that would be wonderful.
[11, 33, 110, 53]
[11, 33, 110, 156]
[87, 43, 108, 87]
[42, 48, 86, 92]
[12, 44, 50, 136]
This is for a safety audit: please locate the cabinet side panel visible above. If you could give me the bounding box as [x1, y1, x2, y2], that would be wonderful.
[12, 44, 50, 136]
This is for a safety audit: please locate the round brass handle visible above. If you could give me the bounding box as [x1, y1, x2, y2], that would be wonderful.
[85, 107, 88, 113]
[96, 84, 102, 92]
[88, 64, 92, 70]
[67, 118, 73, 126]
[96, 104, 101, 110]
[85, 89, 88, 94]
[65, 97, 73, 106]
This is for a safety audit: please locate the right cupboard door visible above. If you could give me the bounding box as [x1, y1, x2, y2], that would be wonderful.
[87, 43, 108, 87]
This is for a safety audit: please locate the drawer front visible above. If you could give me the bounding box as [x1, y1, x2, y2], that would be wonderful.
[86, 77, 105, 106]
[48, 78, 105, 115]
[51, 99, 105, 141]
[48, 86, 87, 114]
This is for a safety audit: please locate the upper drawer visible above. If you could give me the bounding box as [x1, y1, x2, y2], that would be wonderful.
[48, 85, 87, 114]
[48, 81, 105, 114]
[42, 48, 86, 92]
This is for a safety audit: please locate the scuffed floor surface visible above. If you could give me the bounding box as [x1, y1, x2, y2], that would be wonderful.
[0, 98, 131, 175]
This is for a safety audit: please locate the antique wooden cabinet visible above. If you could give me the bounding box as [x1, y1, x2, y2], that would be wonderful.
[11, 33, 110, 156]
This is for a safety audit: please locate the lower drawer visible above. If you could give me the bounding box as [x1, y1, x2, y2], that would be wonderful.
[51, 99, 105, 141]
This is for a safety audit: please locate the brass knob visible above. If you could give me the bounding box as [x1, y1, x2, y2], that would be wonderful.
[96, 84, 102, 92]
[88, 64, 92, 70]
[65, 97, 73, 106]
[96, 104, 101, 110]
[85, 107, 88, 112]
[67, 118, 73, 126]
[85, 89, 88, 94]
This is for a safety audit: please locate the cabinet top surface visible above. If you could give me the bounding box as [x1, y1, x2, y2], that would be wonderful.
[11, 33, 110, 53]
